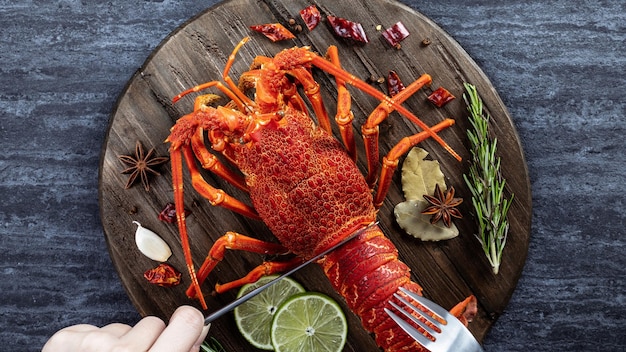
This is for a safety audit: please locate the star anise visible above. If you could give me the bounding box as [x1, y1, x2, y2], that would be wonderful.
[421, 184, 463, 227]
[119, 141, 169, 192]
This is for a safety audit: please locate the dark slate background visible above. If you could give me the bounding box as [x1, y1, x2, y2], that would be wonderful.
[1, 0, 624, 351]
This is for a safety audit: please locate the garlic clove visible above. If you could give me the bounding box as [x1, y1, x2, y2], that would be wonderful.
[133, 221, 172, 262]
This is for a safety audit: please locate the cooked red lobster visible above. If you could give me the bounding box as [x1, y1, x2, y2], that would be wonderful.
[166, 37, 476, 351]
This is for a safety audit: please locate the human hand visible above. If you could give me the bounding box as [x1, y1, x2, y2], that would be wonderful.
[42, 305, 210, 352]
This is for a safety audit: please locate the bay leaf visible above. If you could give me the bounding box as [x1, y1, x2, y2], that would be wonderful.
[394, 199, 459, 241]
[400, 147, 446, 200]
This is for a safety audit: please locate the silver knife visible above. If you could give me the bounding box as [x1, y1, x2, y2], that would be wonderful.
[203, 221, 378, 326]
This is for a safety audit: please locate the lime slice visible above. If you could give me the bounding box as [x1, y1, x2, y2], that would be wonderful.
[271, 292, 348, 352]
[234, 275, 305, 350]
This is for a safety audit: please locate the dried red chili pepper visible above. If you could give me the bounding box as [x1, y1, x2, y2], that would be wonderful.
[250, 23, 295, 42]
[382, 21, 410, 47]
[144, 263, 182, 287]
[299, 5, 321, 31]
[158, 202, 191, 224]
[428, 87, 456, 107]
[387, 70, 406, 97]
[326, 15, 369, 44]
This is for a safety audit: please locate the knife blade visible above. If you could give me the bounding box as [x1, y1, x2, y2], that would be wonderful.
[203, 221, 378, 325]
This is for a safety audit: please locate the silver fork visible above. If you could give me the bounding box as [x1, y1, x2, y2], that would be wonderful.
[384, 287, 484, 352]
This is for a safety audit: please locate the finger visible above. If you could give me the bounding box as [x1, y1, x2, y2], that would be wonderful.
[120, 316, 166, 350]
[43, 324, 116, 352]
[42, 324, 97, 351]
[57, 324, 100, 333]
[189, 323, 211, 352]
[149, 306, 204, 352]
[100, 322, 133, 337]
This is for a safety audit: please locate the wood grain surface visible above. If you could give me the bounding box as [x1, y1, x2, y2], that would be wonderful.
[99, 0, 530, 350]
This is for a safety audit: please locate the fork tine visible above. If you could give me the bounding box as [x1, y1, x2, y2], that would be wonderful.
[392, 293, 442, 330]
[389, 288, 485, 352]
[384, 307, 434, 348]
[388, 300, 438, 336]
[399, 287, 448, 321]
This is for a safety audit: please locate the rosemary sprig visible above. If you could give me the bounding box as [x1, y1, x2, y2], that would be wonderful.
[200, 337, 227, 352]
[462, 83, 513, 275]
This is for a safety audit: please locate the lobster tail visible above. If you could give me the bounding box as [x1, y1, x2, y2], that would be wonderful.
[320, 225, 476, 351]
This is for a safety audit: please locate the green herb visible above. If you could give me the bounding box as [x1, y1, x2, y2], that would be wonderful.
[200, 337, 226, 352]
[462, 83, 513, 275]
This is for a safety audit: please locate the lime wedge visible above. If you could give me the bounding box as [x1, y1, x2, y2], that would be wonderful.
[271, 292, 348, 352]
[234, 275, 305, 350]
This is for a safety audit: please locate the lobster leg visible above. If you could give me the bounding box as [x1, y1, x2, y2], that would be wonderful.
[221, 37, 255, 108]
[169, 143, 261, 308]
[181, 146, 259, 219]
[325, 46, 356, 161]
[286, 88, 309, 114]
[374, 118, 456, 208]
[361, 74, 434, 187]
[173, 37, 257, 113]
[308, 53, 461, 162]
[189, 129, 248, 192]
[170, 148, 207, 309]
[173, 80, 248, 112]
[214, 257, 303, 293]
[185, 231, 294, 298]
[287, 67, 333, 134]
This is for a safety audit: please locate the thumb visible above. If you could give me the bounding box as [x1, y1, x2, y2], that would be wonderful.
[190, 323, 211, 352]
[149, 306, 205, 352]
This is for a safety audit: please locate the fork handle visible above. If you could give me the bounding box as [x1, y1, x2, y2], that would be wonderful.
[458, 339, 485, 352]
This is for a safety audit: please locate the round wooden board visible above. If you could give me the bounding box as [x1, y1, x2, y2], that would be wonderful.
[99, 0, 532, 350]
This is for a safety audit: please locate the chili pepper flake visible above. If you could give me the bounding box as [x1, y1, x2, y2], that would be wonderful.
[299, 5, 321, 31]
[382, 21, 410, 47]
[250, 23, 295, 42]
[144, 263, 182, 287]
[428, 87, 456, 107]
[158, 202, 191, 224]
[326, 15, 369, 44]
[387, 71, 406, 97]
